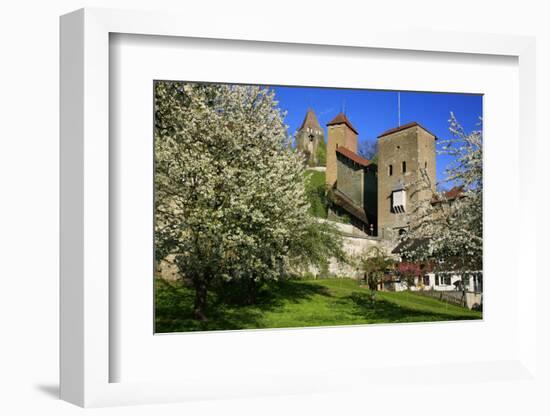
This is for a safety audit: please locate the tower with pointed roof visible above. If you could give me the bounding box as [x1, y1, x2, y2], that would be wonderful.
[325, 112, 359, 188]
[295, 108, 325, 167]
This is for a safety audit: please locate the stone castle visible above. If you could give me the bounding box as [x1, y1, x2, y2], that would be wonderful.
[295, 109, 437, 241]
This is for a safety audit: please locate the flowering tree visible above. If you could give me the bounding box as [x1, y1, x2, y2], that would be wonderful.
[154, 81, 343, 319]
[360, 246, 395, 291]
[396, 262, 423, 290]
[400, 114, 483, 276]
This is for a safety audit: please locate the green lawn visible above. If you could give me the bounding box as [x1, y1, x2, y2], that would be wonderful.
[155, 278, 481, 333]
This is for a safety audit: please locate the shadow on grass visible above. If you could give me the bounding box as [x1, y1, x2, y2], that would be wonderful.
[214, 278, 332, 306]
[256, 279, 332, 307]
[155, 278, 332, 333]
[346, 291, 479, 323]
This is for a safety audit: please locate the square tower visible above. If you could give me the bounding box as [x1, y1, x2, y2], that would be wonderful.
[376, 122, 436, 240]
[325, 113, 358, 188]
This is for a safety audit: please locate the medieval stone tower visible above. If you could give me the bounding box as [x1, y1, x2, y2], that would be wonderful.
[326, 113, 359, 188]
[295, 108, 325, 167]
[376, 122, 436, 240]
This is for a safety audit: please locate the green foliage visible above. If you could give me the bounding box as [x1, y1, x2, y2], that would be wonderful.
[366, 290, 377, 308]
[304, 170, 329, 219]
[155, 278, 481, 333]
[299, 271, 317, 280]
[316, 138, 327, 166]
[288, 218, 347, 274]
[360, 246, 395, 290]
[340, 214, 351, 224]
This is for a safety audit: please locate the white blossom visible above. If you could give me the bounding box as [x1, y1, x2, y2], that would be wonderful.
[154, 82, 343, 317]
[399, 113, 482, 272]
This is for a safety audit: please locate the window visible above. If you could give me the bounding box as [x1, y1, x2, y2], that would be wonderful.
[402, 161, 407, 173]
[435, 275, 440, 285]
[389, 164, 393, 176]
[392, 190, 406, 213]
[423, 275, 430, 286]
[424, 161, 427, 169]
[443, 276, 451, 285]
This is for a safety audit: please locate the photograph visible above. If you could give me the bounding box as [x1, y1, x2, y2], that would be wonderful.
[153, 81, 483, 333]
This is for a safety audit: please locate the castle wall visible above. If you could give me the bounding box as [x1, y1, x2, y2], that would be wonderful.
[336, 154, 364, 206]
[416, 127, 437, 197]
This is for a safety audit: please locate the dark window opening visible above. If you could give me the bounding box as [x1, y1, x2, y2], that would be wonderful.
[424, 161, 427, 169]
[389, 164, 393, 176]
[402, 161, 407, 173]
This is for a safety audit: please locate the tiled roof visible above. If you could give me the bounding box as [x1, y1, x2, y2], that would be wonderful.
[299, 108, 322, 131]
[326, 113, 359, 135]
[392, 238, 430, 255]
[377, 121, 437, 139]
[443, 186, 463, 200]
[336, 146, 371, 167]
[431, 186, 464, 204]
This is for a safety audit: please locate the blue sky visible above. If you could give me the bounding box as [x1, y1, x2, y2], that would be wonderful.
[271, 86, 482, 185]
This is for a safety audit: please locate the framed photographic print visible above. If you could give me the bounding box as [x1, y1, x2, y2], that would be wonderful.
[60, 7, 539, 409]
[152, 81, 483, 334]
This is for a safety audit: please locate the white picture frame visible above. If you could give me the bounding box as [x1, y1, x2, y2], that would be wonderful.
[60, 7, 538, 408]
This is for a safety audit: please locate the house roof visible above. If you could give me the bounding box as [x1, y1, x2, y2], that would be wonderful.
[443, 186, 464, 200]
[336, 146, 372, 167]
[299, 108, 322, 131]
[431, 186, 464, 204]
[326, 113, 359, 135]
[391, 238, 430, 255]
[377, 121, 437, 139]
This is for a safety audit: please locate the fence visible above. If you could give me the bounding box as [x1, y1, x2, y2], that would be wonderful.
[414, 289, 482, 310]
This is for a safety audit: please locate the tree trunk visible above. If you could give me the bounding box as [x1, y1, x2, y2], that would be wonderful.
[461, 275, 467, 308]
[367, 273, 377, 291]
[193, 278, 208, 321]
[246, 278, 258, 305]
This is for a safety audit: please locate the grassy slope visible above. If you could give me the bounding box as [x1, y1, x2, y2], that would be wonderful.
[155, 278, 481, 333]
[304, 169, 328, 219]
